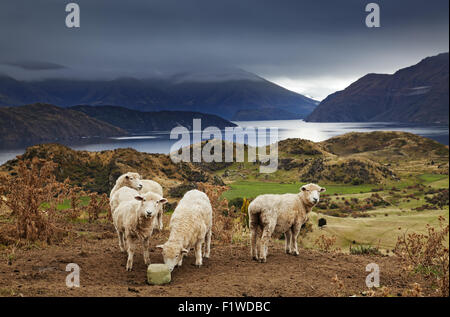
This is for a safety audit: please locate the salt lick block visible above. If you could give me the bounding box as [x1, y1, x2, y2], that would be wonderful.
[147, 263, 171, 285]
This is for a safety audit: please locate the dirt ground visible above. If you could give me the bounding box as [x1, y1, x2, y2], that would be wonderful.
[0, 222, 434, 297]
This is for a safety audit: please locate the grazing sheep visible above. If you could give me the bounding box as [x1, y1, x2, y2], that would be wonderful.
[113, 191, 167, 271]
[248, 183, 326, 263]
[156, 190, 212, 272]
[140, 179, 165, 230]
[109, 172, 143, 212]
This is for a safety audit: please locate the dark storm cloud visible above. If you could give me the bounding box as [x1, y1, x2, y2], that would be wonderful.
[0, 0, 448, 98]
[2, 61, 67, 70]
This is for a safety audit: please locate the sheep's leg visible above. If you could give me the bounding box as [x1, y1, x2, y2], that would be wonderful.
[249, 213, 261, 261]
[117, 231, 126, 252]
[194, 241, 203, 267]
[126, 238, 136, 271]
[259, 223, 275, 263]
[284, 230, 292, 254]
[143, 237, 151, 265]
[254, 225, 262, 261]
[158, 210, 164, 231]
[177, 255, 183, 267]
[204, 229, 212, 258]
[291, 225, 301, 256]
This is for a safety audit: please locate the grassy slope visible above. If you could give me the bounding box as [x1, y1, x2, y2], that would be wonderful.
[225, 174, 449, 253]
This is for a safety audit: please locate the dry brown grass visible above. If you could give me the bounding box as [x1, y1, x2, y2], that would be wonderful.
[196, 183, 234, 244]
[0, 159, 112, 244]
[314, 234, 337, 252]
[0, 159, 71, 243]
[394, 216, 449, 297]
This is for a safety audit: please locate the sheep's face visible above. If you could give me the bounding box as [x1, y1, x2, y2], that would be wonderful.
[300, 183, 326, 206]
[156, 242, 188, 272]
[124, 172, 143, 191]
[134, 195, 167, 218]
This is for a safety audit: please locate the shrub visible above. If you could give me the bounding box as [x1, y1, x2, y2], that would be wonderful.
[314, 234, 336, 252]
[394, 216, 449, 297]
[0, 159, 71, 243]
[349, 244, 381, 255]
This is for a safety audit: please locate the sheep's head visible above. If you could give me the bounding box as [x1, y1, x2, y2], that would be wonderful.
[300, 183, 326, 206]
[156, 242, 188, 272]
[122, 172, 143, 191]
[134, 193, 167, 218]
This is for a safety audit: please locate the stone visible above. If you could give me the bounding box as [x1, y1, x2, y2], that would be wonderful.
[147, 264, 171, 285]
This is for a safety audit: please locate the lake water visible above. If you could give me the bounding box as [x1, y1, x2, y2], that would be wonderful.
[0, 120, 448, 165]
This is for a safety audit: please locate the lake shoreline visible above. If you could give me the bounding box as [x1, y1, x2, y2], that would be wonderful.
[0, 121, 448, 166]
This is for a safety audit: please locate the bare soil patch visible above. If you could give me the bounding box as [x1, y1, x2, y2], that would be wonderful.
[0, 222, 434, 297]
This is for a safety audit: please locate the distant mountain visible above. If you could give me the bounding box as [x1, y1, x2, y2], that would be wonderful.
[307, 53, 449, 124]
[0, 71, 318, 120]
[0, 103, 126, 146]
[70, 105, 237, 132]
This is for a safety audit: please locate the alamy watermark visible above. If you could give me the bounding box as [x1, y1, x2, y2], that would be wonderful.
[169, 119, 279, 173]
[365, 263, 380, 288]
[365, 3, 380, 28]
[65, 263, 80, 288]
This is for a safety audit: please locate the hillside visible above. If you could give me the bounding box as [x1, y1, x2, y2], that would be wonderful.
[0, 103, 126, 146]
[0, 143, 221, 194]
[0, 71, 318, 120]
[2, 132, 447, 193]
[307, 53, 449, 124]
[212, 132, 448, 185]
[70, 105, 237, 132]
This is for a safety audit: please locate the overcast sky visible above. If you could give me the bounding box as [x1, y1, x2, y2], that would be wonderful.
[0, 0, 448, 100]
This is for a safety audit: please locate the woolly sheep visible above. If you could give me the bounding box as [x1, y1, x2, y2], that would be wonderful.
[156, 190, 212, 272]
[248, 183, 326, 263]
[109, 172, 143, 213]
[140, 179, 165, 230]
[110, 187, 139, 215]
[113, 191, 168, 271]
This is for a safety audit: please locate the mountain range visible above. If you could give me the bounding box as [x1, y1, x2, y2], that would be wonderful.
[307, 53, 449, 124]
[0, 70, 318, 120]
[70, 105, 236, 132]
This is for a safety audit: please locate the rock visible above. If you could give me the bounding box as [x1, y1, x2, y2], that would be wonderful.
[147, 264, 171, 285]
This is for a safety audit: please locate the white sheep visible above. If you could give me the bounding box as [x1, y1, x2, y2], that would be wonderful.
[110, 187, 140, 215]
[156, 190, 212, 272]
[109, 172, 143, 213]
[140, 179, 165, 230]
[113, 191, 167, 271]
[248, 183, 326, 263]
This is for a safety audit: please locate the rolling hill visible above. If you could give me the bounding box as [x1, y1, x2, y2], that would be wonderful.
[307, 53, 449, 124]
[0, 103, 126, 146]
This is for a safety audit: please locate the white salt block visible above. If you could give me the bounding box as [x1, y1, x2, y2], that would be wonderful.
[147, 263, 171, 285]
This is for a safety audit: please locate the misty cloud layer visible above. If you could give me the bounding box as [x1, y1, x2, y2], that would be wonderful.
[0, 0, 448, 99]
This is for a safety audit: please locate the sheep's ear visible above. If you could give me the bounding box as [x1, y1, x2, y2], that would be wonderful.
[156, 244, 164, 250]
[300, 186, 307, 192]
[181, 248, 189, 255]
[158, 198, 168, 204]
[320, 187, 326, 192]
[134, 196, 144, 201]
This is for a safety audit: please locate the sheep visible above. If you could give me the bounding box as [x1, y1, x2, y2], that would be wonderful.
[109, 172, 143, 213]
[140, 179, 165, 230]
[113, 191, 167, 271]
[110, 187, 140, 215]
[156, 190, 212, 272]
[248, 183, 326, 263]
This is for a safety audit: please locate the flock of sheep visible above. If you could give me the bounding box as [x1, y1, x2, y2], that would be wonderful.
[110, 172, 325, 272]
